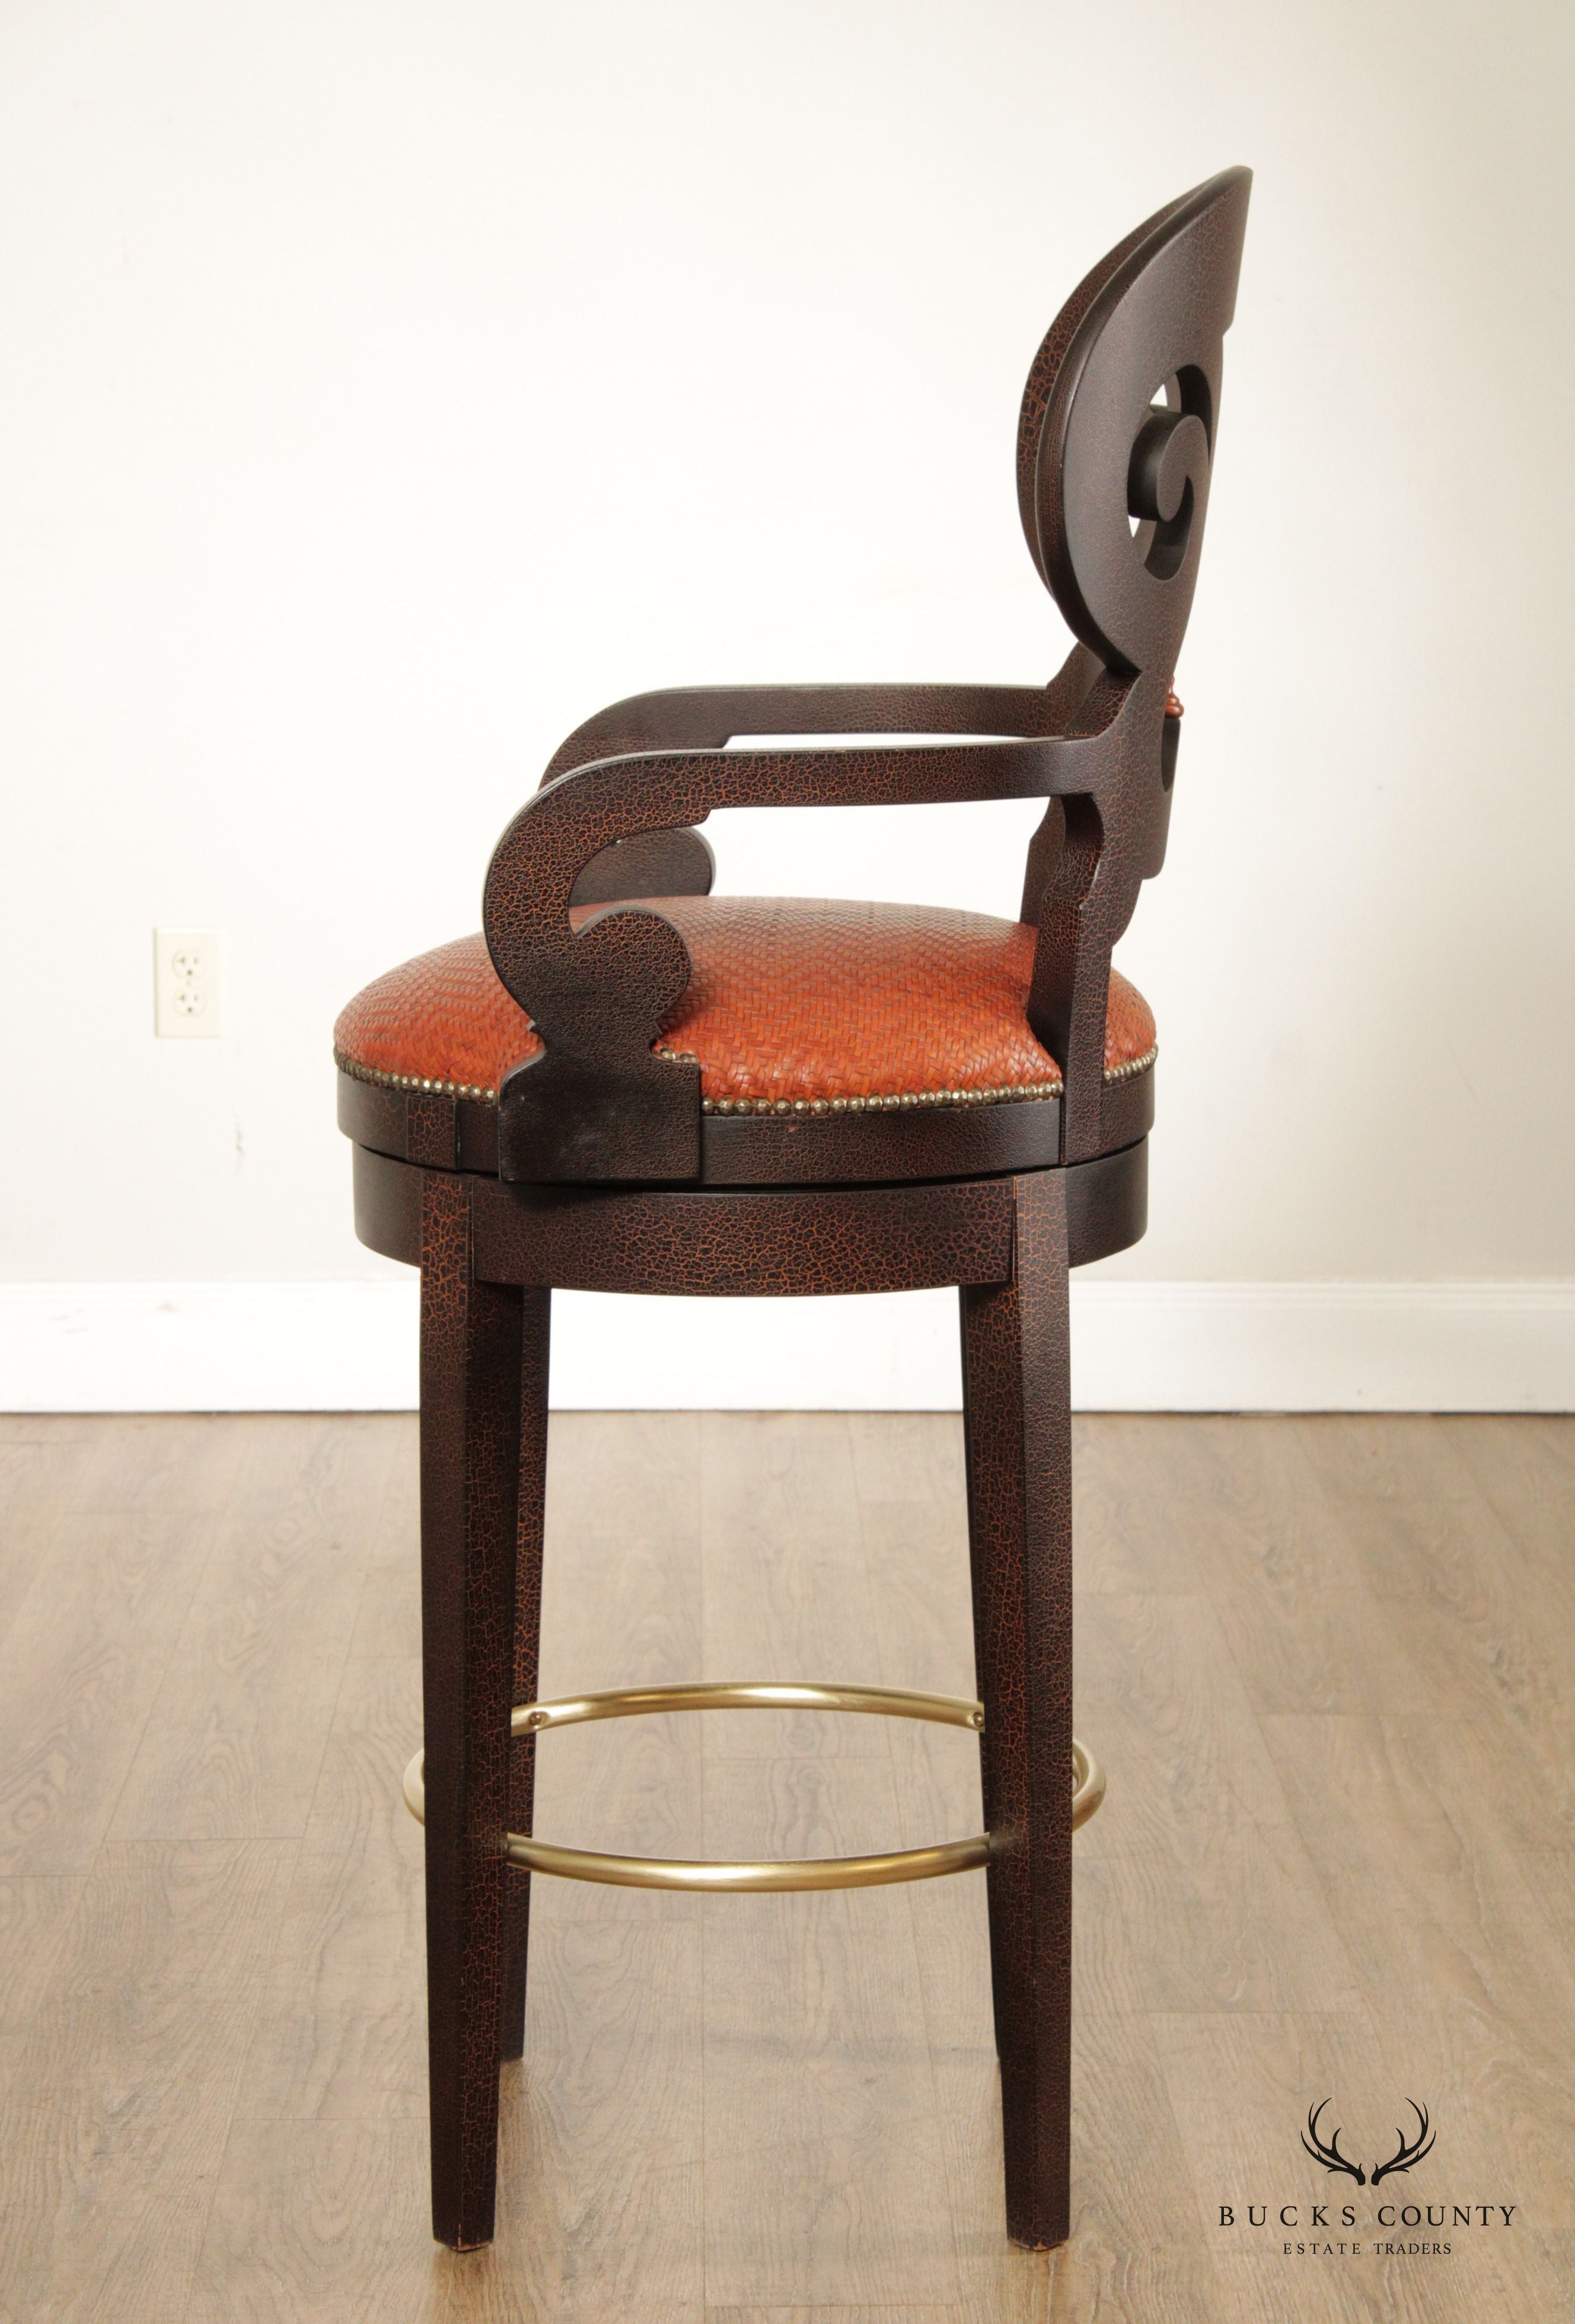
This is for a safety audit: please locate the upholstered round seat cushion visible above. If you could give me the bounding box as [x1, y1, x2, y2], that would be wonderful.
[333, 895, 1155, 1115]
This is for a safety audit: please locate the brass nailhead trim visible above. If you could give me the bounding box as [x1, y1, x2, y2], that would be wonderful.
[333, 1040, 1158, 1119]
[1102, 1042, 1159, 1088]
[333, 1051, 498, 1103]
[675, 1040, 1158, 1117]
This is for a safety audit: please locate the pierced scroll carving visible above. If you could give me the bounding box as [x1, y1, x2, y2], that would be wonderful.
[1019, 171, 1249, 684]
[1012, 167, 1251, 1155]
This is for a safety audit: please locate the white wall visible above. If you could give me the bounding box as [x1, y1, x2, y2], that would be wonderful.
[1, 0, 1571, 1409]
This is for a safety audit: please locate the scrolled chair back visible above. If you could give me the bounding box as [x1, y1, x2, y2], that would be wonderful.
[1018, 167, 1251, 688]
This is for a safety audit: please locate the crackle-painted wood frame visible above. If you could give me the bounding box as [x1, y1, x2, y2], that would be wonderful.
[340, 167, 1251, 2255]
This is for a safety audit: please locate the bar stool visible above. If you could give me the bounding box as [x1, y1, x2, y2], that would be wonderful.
[334, 166, 1251, 2254]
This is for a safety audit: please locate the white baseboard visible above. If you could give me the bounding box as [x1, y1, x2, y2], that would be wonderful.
[2, 1279, 1572, 1413]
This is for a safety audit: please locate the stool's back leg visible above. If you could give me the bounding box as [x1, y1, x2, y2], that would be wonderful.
[419, 1174, 524, 2250]
[501, 1286, 550, 2063]
[959, 1168, 1073, 2250]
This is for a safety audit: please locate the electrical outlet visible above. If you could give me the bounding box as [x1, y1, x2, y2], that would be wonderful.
[154, 928, 223, 1038]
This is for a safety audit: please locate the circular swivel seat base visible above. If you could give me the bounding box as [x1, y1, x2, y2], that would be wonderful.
[401, 1678, 1105, 1892]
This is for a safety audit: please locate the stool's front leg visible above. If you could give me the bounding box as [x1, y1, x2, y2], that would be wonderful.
[501, 1286, 550, 2062]
[419, 1174, 525, 2250]
[959, 1168, 1074, 2250]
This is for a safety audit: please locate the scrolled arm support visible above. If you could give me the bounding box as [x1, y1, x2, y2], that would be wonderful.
[537, 661, 1107, 1038]
[487, 646, 1180, 1180]
[484, 729, 1117, 1182]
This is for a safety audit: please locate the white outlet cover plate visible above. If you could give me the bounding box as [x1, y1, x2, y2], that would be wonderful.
[154, 928, 223, 1039]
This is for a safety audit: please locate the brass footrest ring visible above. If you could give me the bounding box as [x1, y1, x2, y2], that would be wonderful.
[401, 1680, 1105, 1892]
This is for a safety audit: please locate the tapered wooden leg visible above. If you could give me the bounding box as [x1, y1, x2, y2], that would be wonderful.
[500, 1286, 550, 2063]
[419, 1174, 524, 2250]
[959, 1168, 1073, 2250]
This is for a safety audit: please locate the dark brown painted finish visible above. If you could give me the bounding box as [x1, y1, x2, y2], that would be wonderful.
[961, 1171, 1076, 2246]
[349, 1137, 1147, 1287]
[417, 1177, 522, 2248]
[500, 1286, 550, 2066]
[333, 1045, 1155, 1188]
[568, 824, 715, 908]
[340, 170, 1249, 2258]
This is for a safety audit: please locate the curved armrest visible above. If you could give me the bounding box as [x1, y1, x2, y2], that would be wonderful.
[540, 644, 1106, 781]
[497, 736, 1083, 943]
[483, 652, 1175, 1183]
[544, 655, 1107, 931]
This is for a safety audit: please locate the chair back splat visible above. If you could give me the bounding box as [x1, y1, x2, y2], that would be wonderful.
[473, 167, 1249, 1180]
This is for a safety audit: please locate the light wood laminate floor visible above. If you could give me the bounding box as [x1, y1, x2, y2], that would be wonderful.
[0, 1410, 1571, 2322]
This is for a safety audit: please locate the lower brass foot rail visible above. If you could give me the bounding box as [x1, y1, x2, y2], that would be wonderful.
[402, 1680, 1105, 1893]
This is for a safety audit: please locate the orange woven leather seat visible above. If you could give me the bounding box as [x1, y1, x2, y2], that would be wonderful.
[334, 895, 1155, 1115]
